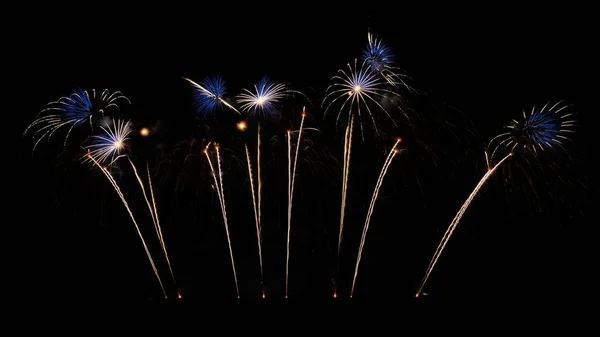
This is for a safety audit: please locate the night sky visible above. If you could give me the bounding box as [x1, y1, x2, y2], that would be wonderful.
[11, 6, 598, 307]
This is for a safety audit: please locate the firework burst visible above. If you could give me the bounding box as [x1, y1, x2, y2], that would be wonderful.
[362, 29, 412, 90]
[82, 118, 168, 299]
[323, 58, 402, 138]
[182, 76, 241, 115]
[24, 88, 130, 153]
[82, 118, 132, 166]
[237, 76, 302, 119]
[416, 101, 577, 297]
[487, 101, 576, 163]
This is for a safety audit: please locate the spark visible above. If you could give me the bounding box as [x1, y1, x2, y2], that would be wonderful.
[24, 88, 130, 153]
[350, 138, 403, 298]
[415, 152, 513, 297]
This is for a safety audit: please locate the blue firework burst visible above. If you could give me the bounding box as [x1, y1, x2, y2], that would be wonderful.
[23, 88, 130, 153]
[194, 76, 227, 116]
[362, 31, 395, 74]
[488, 101, 576, 161]
[183, 77, 240, 116]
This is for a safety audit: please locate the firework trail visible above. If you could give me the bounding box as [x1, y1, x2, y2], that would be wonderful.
[338, 114, 354, 256]
[416, 101, 576, 297]
[237, 76, 301, 297]
[257, 123, 262, 272]
[86, 154, 167, 298]
[237, 119, 265, 297]
[24, 88, 130, 153]
[82, 119, 167, 298]
[127, 158, 177, 286]
[285, 109, 306, 298]
[350, 138, 402, 298]
[244, 142, 264, 296]
[204, 143, 240, 299]
[415, 152, 512, 297]
[145, 162, 178, 289]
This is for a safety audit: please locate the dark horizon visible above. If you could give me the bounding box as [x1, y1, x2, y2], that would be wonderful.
[12, 7, 598, 306]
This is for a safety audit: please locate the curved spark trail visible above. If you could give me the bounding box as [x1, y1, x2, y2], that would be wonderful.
[204, 145, 240, 299]
[126, 157, 176, 286]
[338, 115, 354, 256]
[245, 143, 264, 297]
[285, 110, 306, 298]
[351, 139, 402, 298]
[86, 153, 167, 299]
[415, 152, 513, 297]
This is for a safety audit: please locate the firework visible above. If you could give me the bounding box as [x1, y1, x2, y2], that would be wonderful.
[350, 138, 403, 298]
[322, 58, 402, 138]
[338, 115, 354, 256]
[24, 88, 130, 153]
[487, 101, 576, 162]
[362, 29, 411, 90]
[324, 55, 404, 263]
[182, 76, 241, 115]
[128, 157, 178, 287]
[285, 109, 306, 298]
[82, 118, 132, 166]
[204, 143, 240, 299]
[416, 102, 576, 297]
[237, 76, 293, 119]
[82, 118, 167, 299]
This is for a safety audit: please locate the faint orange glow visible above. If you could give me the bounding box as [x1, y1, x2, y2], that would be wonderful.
[333, 292, 337, 298]
[415, 292, 420, 298]
[178, 291, 182, 299]
[262, 291, 266, 299]
[236, 121, 248, 132]
[397, 137, 403, 143]
[140, 127, 150, 136]
[287, 129, 291, 134]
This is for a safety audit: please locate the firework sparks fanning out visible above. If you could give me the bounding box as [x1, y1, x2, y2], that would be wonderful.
[82, 118, 132, 166]
[24, 88, 130, 153]
[236, 76, 302, 297]
[237, 77, 292, 118]
[488, 101, 576, 162]
[182, 76, 241, 115]
[82, 121, 167, 298]
[285, 109, 306, 299]
[324, 52, 404, 263]
[416, 102, 576, 297]
[204, 143, 240, 299]
[362, 30, 410, 89]
[350, 138, 403, 298]
[323, 58, 401, 138]
[21, 20, 582, 303]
